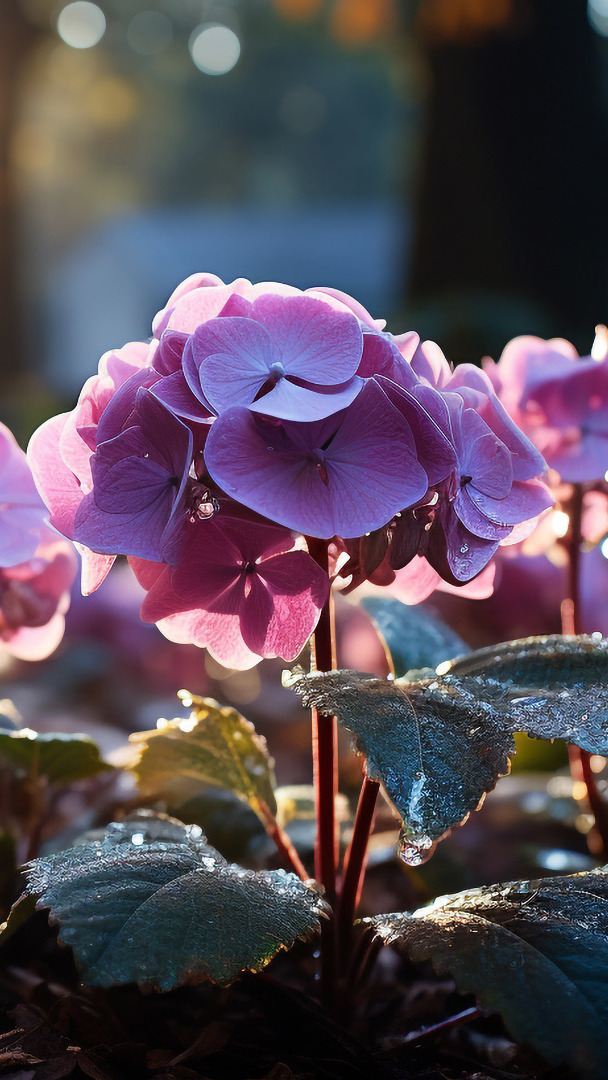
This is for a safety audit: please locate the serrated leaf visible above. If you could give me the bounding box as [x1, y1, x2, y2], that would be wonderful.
[361, 596, 468, 677]
[365, 867, 608, 1079]
[288, 668, 512, 863]
[287, 634, 608, 862]
[25, 816, 327, 991]
[0, 729, 113, 784]
[130, 694, 277, 821]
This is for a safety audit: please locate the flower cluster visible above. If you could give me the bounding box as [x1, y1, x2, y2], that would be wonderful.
[485, 332, 608, 484]
[28, 273, 551, 668]
[0, 422, 77, 660]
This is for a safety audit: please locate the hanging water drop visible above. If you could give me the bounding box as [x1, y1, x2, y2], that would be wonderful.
[398, 831, 435, 867]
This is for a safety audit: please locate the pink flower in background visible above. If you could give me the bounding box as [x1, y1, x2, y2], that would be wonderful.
[0, 422, 77, 660]
[485, 333, 608, 483]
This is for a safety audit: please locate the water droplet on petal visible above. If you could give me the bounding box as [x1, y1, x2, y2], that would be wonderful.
[460, 543, 469, 554]
[185, 823, 203, 840]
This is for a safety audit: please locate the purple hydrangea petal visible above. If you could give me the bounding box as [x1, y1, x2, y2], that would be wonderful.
[205, 379, 429, 539]
[356, 332, 419, 389]
[453, 487, 512, 541]
[251, 294, 363, 384]
[448, 364, 547, 481]
[74, 392, 192, 562]
[154, 330, 189, 376]
[189, 317, 278, 412]
[376, 376, 456, 485]
[467, 478, 552, 527]
[95, 367, 160, 445]
[151, 370, 213, 423]
[438, 508, 499, 582]
[249, 374, 364, 421]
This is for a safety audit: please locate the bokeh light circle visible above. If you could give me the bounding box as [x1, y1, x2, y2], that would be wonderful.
[189, 24, 241, 76]
[57, 1, 106, 50]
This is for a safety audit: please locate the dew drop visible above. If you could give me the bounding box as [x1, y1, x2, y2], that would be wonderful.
[398, 831, 436, 867]
[185, 823, 203, 840]
[131, 832, 145, 846]
[193, 491, 221, 520]
[460, 543, 469, 554]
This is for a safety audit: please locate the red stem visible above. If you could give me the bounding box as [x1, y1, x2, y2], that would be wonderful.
[562, 484, 608, 854]
[338, 776, 379, 957]
[306, 539, 338, 903]
[258, 802, 309, 882]
[305, 539, 338, 1008]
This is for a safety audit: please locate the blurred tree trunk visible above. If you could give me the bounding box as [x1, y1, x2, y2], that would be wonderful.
[0, 3, 38, 387]
[408, 0, 608, 356]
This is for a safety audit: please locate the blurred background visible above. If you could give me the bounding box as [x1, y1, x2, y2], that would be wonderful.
[1, 0, 608, 425]
[2, 0, 608, 891]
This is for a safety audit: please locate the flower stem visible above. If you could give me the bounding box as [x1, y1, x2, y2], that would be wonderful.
[562, 483, 608, 854]
[305, 538, 338, 1008]
[257, 801, 310, 882]
[338, 775, 379, 958]
[306, 539, 338, 903]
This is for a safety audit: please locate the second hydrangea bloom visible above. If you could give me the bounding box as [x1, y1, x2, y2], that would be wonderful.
[28, 273, 552, 668]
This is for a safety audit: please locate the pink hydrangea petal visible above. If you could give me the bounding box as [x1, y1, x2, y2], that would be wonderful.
[3, 614, 66, 661]
[305, 286, 383, 328]
[545, 433, 608, 484]
[160, 278, 252, 335]
[384, 555, 442, 604]
[79, 547, 115, 595]
[28, 414, 85, 540]
[249, 374, 363, 421]
[410, 340, 452, 388]
[251, 294, 363, 384]
[239, 550, 328, 658]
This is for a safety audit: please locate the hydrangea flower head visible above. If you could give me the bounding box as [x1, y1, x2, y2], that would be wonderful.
[28, 274, 551, 667]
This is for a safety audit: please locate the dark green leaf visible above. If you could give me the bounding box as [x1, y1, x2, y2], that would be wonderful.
[361, 596, 468, 677]
[287, 634, 608, 862]
[0, 729, 113, 784]
[130, 694, 276, 821]
[25, 817, 326, 990]
[365, 866, 608, 1079]
[287, 668, 512, 864]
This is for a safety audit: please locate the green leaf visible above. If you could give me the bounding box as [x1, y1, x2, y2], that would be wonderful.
[130, 693, 277, 821]
[288, 668, 512, 864]
[0, 893, 37, 948]
[361, 596, 468, 677]
[0, 729, 113, 784]
[287, 634, 608, 863]
[365, 866, 608, 1079]
[25, 816, 327, 991]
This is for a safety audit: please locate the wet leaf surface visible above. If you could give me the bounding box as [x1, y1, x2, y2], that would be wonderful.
[366, 866, 608, 1079]
[0, 729, 113, 784]
[24, 816, 326, 991]
[287, 634, 608, 861]
[130, 693, 277, 822]
[361, 596, 469, 677]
